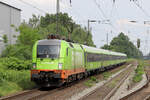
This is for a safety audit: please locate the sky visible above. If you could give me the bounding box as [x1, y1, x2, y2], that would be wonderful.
[1, 0, 150, 55]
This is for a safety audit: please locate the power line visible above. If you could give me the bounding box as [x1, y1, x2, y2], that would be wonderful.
[93, 0, 107, 19]
[17, 0, 48, 13]
[109, 1, 121, 22]
[93, 0, 118, 31]
[60, 0, 89, 26]
[109, 3, 115, 19]
[133, 1, 150, 18]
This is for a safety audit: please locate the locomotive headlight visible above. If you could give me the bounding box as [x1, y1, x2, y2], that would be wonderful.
[33, 63, 36, 69]
[58, 63, 63, 69]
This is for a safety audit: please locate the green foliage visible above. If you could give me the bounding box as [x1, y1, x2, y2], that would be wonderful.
[41, 23, 68, 38]
[17, 24, 41, 47]
[101, 32, 143, 58]
[29, 14, 40, 28]
[1, 57, 32, 70]
[102, 72, 111, 80]
[133, 61, 144, 83]
[1, 45, 32, 60]
[0, 58, 35, 97]
[84, 76, 99, 87]
[133, 73, 142, 83]
[101, 44, 110, 50]
[2, 34, 8, 44]
[1, 23, 41, 60]
[0, 69, 36, 96]
[0, 58, 35, 96]
[40, 13, 73, 28]
[1, 13, 95, 60]
[90, 76, 99, 83]
[39, 13, 95, 46]
[0, 81, 22, 97]
[137, 38, 140, 48]
[84, 80, 94, 87]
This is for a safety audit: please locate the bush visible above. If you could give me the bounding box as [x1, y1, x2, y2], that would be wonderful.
[103, 72, 111, 80]
[1, 45, 32, 60]
[0, 80, 22, 97]
[133, 61, 144, 83]
[90, 76, 98, 83]
[0, 69, 36, 96]
[2, 57, 32, 70]
[133, 73, 142, 82]
[84, 77, 99, 87]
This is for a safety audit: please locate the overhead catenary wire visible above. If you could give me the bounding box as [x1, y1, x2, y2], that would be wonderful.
[60, 0, 90, 26]
[133, 1, 150, 18]
[109, 0, 121, 23]
[93, 0, 108, 19]
[93, 0, 118, 32]
[17, 0, 48, 14]
[109, 1, 115, 20]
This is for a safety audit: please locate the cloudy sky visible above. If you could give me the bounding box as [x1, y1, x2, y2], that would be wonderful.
[1, 0, 150, 55]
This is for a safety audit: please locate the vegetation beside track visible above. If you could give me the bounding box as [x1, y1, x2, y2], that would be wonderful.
[84, 62, 131, 87]
[133, 60, 145, 83]
[0, 58, 36, 97]
[84, 76, 99, 87]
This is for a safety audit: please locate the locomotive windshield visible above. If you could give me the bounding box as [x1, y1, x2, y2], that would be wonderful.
[37, 45, 60, 59]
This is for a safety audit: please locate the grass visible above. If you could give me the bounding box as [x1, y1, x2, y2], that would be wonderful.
[133, 60, 145, 83]
[0, 81, 22, 97]
[84, 61, 130, 87]
[84, 76, 99, 87]
[102, 72, 111, 80]
[0, 58, 36, 97]
[108, 79, 117, 88]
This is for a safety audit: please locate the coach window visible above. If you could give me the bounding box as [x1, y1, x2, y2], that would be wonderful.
[98, 54, 101, 61]
[105, 55, 108, 60]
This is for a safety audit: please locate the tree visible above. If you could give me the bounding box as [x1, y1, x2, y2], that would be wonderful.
[2, 34, 8, 45]
[1, 23, 41, 60]
[37, 13, 95, 46]
[101, 32, 143, 58]
[29, 14, 40, 28]
[1, 45, 31, 60]
[137, 38, 140, 48]
[17, 23, 41, 47]
[101, 44, 110, 50]
[1, 12, 95, 59]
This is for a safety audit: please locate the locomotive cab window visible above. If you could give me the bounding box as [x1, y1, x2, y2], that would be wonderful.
[37, 45, 60, 59]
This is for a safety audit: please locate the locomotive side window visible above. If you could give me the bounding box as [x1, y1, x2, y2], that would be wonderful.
[37, 45, 60, 59]
[66, 48, 68, 56]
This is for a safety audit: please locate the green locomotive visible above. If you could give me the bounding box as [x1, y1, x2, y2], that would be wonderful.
[31, 39, 127, 87]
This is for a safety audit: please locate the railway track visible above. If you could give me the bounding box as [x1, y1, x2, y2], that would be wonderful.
[0, 88, 56, 100]
[120, 67, 150, 100]
[104, 65, 133, 100]
[0, 62, 131, 100]
[78, 62, 136, 100]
